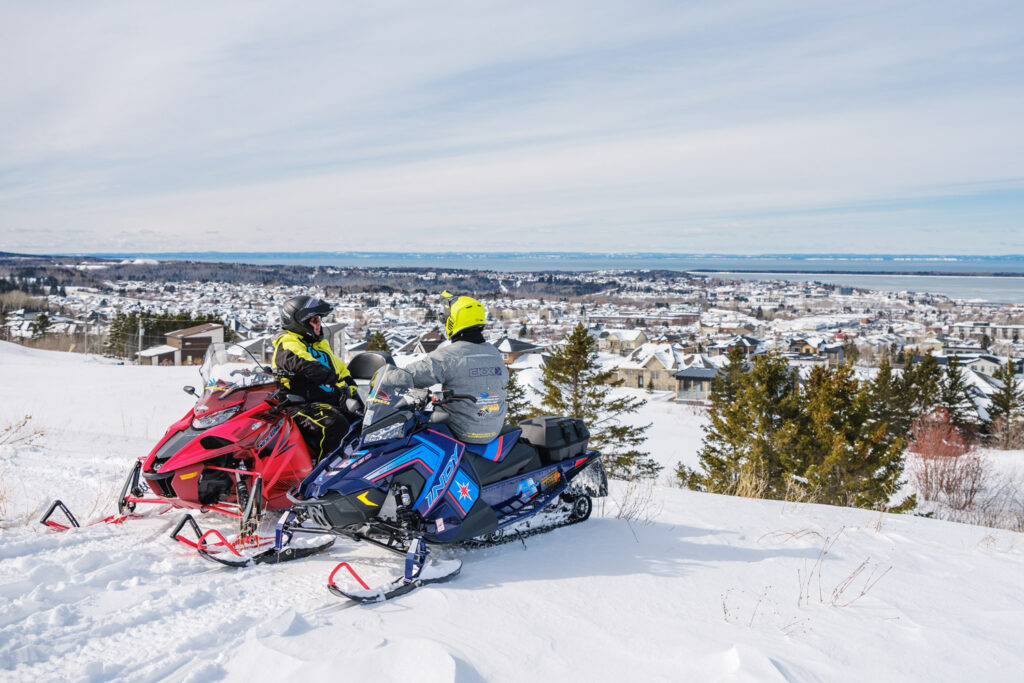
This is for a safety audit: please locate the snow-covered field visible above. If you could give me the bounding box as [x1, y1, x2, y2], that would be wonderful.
[2, 342, 1023, 682]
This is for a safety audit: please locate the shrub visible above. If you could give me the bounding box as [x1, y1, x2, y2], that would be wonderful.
[908, 408, 988, 511]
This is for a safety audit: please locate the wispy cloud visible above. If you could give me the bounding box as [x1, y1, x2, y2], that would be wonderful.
[1, 1, 1022, 253]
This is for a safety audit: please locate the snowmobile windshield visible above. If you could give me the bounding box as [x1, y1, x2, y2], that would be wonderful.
[199, 343, 276, 392]
[362, 366, 426, 431]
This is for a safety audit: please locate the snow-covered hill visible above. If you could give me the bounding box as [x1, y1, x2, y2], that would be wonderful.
[1, 343, 1022, 682]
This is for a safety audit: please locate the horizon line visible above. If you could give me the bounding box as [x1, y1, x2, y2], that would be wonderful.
[63, 251, 1024, 260]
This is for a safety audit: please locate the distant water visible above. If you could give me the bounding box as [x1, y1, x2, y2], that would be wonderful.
[701, 272, 1024, 304]
[86, 252, 1024, 304]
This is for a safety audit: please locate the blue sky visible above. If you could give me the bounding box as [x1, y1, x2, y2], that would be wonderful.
[1, 1, 1023, 254]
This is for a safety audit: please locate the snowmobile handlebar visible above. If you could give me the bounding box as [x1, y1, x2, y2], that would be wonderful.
[432, 391, 477, 405]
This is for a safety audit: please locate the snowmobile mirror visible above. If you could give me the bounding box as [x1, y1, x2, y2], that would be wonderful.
[183, 385, 197, 396]
[285, 394, 305, 406]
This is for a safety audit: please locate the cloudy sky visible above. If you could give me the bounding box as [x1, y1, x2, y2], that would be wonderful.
[2, 1, 1022, 255]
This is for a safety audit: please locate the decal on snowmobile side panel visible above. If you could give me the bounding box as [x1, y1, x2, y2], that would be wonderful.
[416, 430, 466, 517]
[445, 468, 480, 515]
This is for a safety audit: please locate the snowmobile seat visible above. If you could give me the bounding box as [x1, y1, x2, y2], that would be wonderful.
[465, 440, 542, 487]
[464, 425, 521, 462]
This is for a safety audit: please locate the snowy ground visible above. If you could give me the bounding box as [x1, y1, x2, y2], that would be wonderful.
[2, 343, 1023, 682]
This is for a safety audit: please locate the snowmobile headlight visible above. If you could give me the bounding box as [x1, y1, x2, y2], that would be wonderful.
[192, 405, 240, 429]
[363, 421, 405, 444]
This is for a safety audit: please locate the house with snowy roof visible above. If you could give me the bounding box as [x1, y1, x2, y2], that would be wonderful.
[673, 354, 723, 403]
[707, 335, 761, 356]
[491, 336, 544, 365]
[612, 343, 692, 391]
[139, 322, 224, 366]
[395, 328, 446, 355]
[597, 328, 648, 356]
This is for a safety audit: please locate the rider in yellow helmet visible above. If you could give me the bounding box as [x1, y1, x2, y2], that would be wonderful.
[402, 292, 508, 444]
[440, 291, 487, 339]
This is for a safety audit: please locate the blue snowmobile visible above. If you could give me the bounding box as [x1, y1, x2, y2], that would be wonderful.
[201, 352, 608, 602]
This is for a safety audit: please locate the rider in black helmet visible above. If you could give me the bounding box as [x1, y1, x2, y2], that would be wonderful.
[272, 295, 358, 463]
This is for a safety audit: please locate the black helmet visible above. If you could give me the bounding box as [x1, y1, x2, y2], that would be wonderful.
[280, 295, 333, 340]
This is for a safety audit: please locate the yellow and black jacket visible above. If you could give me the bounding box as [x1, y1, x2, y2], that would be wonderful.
[271, 331, 354, 405]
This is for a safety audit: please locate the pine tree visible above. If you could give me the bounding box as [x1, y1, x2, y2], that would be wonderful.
[891, 352, 940, 437]
[937, 355, 976, 436]
[366, 331, 391, 354]
[505, 368, 533, 425]
[791, 364, 913, 511]
[30, 312, 51, 339]
[714, 344, 747, 405]
[861, 355, 900, 438]
[680, 352, 802, 497]
[841, 338, 860, 364]
[539, 324, 658, 480]
[988, 359, 1022, 449]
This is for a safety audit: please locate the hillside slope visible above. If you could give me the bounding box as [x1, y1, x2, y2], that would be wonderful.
[1, 343, 1022, 682]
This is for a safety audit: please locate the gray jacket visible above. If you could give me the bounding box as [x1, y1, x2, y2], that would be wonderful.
[404, 340, 509, 444]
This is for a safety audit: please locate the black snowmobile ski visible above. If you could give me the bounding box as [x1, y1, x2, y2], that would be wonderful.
[327, 559, 462, 603]
[198, 537, 336, 567]
[327, 537, 461, 603]
[172, 511, 336, 567]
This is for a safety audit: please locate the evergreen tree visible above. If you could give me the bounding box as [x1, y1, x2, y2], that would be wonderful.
[714, 344, 747, 405]
[891, 352, 940, 437]
[504, 368, 533, 425]
[680, 352, 802, 497]
[681, 353, 915, 511]
[539, 324, 658, 480]
[861, 356, 901, 440]
[988, 359, 1022, 449]
[30, 312, 51, 339]
[791, 364, 913, 511]
[841, 338, 860, 364]
[366, 331, 391, 354]
[937, 355, 976, 436]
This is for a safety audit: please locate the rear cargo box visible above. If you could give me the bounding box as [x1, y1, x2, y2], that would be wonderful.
[518, 416, 590, 462]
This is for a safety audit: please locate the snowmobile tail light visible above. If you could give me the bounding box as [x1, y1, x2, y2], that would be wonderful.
[363, 421, 405, 444]
[192, 405, 240, 430]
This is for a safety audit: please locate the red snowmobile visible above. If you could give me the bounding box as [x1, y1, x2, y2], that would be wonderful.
[41, 343, 366, 560]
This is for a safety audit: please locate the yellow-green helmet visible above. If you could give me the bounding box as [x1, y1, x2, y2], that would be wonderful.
[440, 291, 486, 338]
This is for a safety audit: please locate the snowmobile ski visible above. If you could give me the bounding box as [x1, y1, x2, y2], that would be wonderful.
[198, 536, 336, 567]
[327, 537, 462, 603]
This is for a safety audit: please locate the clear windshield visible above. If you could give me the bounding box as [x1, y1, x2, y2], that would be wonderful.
[363, 366, 427, 429]
[199, 343, 276, 391]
